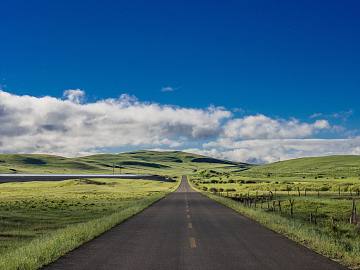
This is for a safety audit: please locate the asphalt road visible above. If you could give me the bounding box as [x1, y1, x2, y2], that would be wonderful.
[44, 176, 347, 270]
[0, 174, 172, 183]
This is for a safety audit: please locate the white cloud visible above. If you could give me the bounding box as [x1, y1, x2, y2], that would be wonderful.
[0, 90, 230, 156]
[310, 110, 354, 122]
[63, 89, 85, 104]
[223, 114, 330, 139]
[200, 137, 360, 163]
[161, 86, 175, 92]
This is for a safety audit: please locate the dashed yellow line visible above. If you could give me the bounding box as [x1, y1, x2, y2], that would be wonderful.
[188, 222, 193, 229]
[187, 214, 191, 219]
[189, 237, 197, 248]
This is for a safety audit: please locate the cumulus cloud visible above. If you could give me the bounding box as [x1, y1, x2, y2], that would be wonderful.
[0, 90, 230, 156]
[63, 89, 85, 104]
[198, 137, 360, 163]
[223, 114, 330, 139]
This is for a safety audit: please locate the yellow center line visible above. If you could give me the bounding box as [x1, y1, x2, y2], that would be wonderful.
[187, 214, 191, 219]
[189, 237, 197, 248]
[188, 222, 193, 229]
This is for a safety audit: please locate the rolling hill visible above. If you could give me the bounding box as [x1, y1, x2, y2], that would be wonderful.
[241, 155, 360, 178]
[0, 151, 250, 175]
[1, 151, 359, 178]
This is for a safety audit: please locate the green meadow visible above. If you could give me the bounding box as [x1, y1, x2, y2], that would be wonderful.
[0, 178, 177, 269]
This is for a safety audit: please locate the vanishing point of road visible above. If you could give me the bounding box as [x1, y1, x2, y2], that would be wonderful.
[45, 176, 347, 270]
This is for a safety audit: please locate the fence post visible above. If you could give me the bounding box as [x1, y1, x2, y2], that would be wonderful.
[314, 206, 318, 225]
[278, 200, 282, 212]
[289, 199, 294, 218]
[350, 199, 357, 224]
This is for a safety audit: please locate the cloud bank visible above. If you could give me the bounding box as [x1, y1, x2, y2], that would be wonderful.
[0, 90, 358, 163]
[0, 90, 229, 156]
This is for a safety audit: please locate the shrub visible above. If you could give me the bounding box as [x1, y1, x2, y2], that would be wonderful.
[245, 180, 256, 184]
[209, 187, 218, 193]
[320, 186, 330, 191]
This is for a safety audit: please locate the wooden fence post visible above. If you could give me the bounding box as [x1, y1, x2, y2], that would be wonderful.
[314, 206, 318, 225]
[289, 199, 295, 218]
[278, 200, 282, 212]
[350, 199, 357, 224]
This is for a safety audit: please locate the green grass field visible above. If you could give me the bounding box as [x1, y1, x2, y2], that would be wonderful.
[0, 178, 177, 270]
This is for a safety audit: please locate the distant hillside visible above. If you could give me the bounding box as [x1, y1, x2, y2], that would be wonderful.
[0, 150, 251, 175]
[241, 155, 360, 178]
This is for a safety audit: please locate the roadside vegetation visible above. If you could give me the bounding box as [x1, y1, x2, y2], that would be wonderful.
[0, 178, 178, 270]
[189, 156, 360, 269]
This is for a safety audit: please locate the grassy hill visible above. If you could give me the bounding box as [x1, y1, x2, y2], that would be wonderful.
[241, 155, 360, 178]
[2, 151, 359, 179]
[0, 150, 250, 176]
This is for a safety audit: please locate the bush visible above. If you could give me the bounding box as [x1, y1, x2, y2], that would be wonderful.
[219, 188, 224, 192]
[320, 186, 330, 191]
[226, 188, 236, 192]
[209, 187, 218, 193]
[245, 180, 256, 184]
[228, 179, 235, 183]
[202, 187, 208, 191]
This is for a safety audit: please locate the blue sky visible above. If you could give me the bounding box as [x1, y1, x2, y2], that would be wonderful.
[0, 0, 359, 162]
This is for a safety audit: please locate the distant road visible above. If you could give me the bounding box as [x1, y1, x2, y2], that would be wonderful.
[0, 174, 172, 183]
[44, 176, 346, 270]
